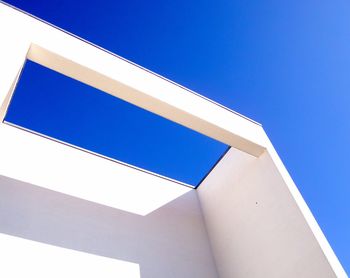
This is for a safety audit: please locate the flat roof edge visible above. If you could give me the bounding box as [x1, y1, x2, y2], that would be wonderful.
[0, 1, 261, 127]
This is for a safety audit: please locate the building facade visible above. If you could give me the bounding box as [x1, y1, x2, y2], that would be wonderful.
[0, 3, 346, 277]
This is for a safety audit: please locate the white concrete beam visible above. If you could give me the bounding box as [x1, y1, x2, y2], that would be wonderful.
[0, 2, 266, 156]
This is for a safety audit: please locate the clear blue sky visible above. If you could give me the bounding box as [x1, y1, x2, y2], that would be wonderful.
[3, 0, 350, 272]
[5, 60, 229, 186]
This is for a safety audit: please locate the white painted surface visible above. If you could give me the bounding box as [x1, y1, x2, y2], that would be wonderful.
[0, 233, 140, 278]
[198, 147, 347, 277]
[0, 175, 218, 278]
[0, 24, 29, 121]
[0, 123, 192, 216]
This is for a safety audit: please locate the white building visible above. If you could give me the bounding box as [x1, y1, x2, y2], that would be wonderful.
[0, 2, 347, 277]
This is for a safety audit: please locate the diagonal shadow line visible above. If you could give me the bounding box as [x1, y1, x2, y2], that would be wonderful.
[0, 174, 218, 278]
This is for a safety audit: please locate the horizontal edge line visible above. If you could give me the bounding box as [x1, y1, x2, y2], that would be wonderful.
[0, 0, 261, 127]
[3, 121, 196, 189]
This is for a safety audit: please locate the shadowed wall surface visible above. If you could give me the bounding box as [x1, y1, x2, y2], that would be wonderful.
[0, 175, 218, 278]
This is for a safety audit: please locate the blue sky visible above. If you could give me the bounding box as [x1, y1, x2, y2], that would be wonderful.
[5, 60, 228, 186]
[3, 0, 350, 272]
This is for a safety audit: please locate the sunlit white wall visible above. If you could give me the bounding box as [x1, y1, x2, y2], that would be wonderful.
[198, 147, 346, 278]
[0, 233, 140, 278]
[0, 123, 191, 216]
[0, 173, 218, 278]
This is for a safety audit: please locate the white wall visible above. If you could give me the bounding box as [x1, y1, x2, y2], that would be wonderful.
[198, 147, 345, 278]
[0, 173, 218, 278]
[0, 111, 218, 278]
[0, 123, 192, 216]
[0, 233, 141, 278]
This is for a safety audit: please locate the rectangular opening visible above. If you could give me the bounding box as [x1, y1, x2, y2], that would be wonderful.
[4, 60, 228, 187]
